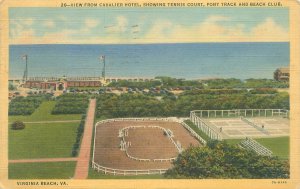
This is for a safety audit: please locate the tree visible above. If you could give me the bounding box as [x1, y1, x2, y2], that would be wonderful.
[11, 121, 25, 130]
[164, 141, 289, 179]
[9, 83, 16, 91]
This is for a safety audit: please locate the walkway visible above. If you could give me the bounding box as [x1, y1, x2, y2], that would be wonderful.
[9, 157, 78, 163]
[9, 120, 81, 124]
[74, 99, 96, 179]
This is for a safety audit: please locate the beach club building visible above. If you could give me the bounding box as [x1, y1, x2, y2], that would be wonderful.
[274, 67, 289, 82]
[24, 76, 102, 90]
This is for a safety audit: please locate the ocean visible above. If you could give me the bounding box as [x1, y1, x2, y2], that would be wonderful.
[9, 42, 289, 80]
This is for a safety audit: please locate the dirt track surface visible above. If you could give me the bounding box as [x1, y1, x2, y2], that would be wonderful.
[93, 120, 200, 170]
[126, 127, 178, 159]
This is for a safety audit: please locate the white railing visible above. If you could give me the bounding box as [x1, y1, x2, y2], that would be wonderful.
[95, 117, 177, 126]
[125, 150, 151, 162]
[190, 112, 222, 140]
[240, 138, 273, 157]
[92, 161, 168, 175]
[191, 109, 289, 118]
[180, 122, 207, 145]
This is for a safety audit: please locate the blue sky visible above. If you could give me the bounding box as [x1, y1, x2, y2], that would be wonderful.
[9, 7, 289, 44]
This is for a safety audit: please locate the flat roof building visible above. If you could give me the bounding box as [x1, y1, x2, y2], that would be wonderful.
[274, 67, 289, 82]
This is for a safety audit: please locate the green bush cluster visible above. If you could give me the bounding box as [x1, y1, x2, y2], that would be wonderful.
[71, 114, 86, 157]
[108, 80, 162, 89]
[95, 91, 289, 118]
[9, 95, 50, 115]
[244, 79, 289, 88]
[203, 78, 289, 89]
[107, 77, 289, 90]
[164, 141, 289, 179]
[52, 94, 89, 114]
[11, 121, 25, 130]
[96, 93, 169, 118]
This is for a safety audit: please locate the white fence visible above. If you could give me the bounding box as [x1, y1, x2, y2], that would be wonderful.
[191, 109, 289, 118]
[190, 112, 222, 140]
[190, 109, 289, 141]
[180, 122, 207, 145]
[240, 138, 273, 157]
[95, 117, 177, 126]
[92, 161, 167, 175]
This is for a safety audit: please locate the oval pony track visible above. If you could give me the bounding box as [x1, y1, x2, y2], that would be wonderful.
[93, 120, 200, 172]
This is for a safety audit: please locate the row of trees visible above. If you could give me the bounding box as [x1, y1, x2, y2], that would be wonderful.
[156, 76, 204, 88]
[9, 95, 51, 115]
[164, 141, 289, 179]
[106, 77, 289, 90]
[51, 94, 89, 114]
[203, 78, 288, 89]
[95, 91, 289, 118]
[96, 93, 166, 118]
[71, 115, 86, 157]
[108, 80, 162, 89]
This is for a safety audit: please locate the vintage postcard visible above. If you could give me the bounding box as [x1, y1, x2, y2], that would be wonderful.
[0, 0, 300, 188]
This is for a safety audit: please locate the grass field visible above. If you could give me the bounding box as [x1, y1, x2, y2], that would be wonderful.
[255, 137, 289, 159]
[9, 101, 82, 122]
[224, 139, 244, 145]
[225, 137, 289, 159]
[9, 162, 76, 179]
[9, 122, 78, 159]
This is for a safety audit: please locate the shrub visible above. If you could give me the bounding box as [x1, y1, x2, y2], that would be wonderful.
[52, 94, 89, 115]
[9, 95, 50, 115]
[164, 141, 289, 179]
[11, 121, 25, 130]
[71, 115, 86, 157]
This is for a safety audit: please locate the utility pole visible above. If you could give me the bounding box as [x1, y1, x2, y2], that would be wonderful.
[100, 55, 106, 80]
[22, 54, 28, 82]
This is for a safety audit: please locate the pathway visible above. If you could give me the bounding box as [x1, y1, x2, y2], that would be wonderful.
[9, 120, 81, 124]
[74, 99, 96, 179]
[9, 157, 78, 163]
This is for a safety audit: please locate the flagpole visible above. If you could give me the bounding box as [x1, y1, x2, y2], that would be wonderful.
[25, 55, 28, 81]
[103, 56, 106, 81]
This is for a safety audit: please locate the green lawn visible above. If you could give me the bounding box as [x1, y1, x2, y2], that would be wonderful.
[224, 137, 289, 159]
[9, 122, 78, 159]
[224, 139, 244, 145]
[255, 137, 289, 159]
[9, 101, 82, 122]
[9, 162, 76, 179]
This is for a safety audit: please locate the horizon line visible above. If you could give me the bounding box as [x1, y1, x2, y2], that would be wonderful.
[9, 41, 290, 46]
